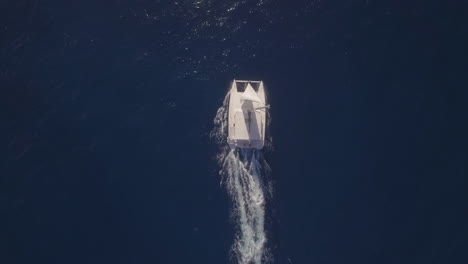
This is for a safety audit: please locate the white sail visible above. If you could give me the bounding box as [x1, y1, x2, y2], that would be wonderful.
[241, 84, 263, 104]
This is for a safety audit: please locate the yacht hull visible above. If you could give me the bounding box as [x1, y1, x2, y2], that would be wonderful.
[227, 80, 266, 149]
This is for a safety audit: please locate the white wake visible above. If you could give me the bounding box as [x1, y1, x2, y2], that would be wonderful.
[211, 93, 272, 264]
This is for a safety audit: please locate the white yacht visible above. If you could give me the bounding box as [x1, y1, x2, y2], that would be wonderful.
[227, 80, 268, 149]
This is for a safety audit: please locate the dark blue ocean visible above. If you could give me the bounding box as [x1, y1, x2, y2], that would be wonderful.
[1, 1, 467, 263]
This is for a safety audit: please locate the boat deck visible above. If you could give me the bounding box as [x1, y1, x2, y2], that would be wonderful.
[227, 80, 266, 149]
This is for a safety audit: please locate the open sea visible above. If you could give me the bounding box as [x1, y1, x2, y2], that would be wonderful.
[1, 1, 467, 263]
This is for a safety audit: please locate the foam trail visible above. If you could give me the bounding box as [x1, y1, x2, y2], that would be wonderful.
[211, 93, 272, 264]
